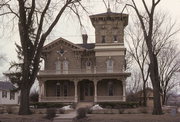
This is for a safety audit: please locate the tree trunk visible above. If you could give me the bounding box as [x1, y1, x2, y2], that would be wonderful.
[150, 54, 162, 115]
[19, 85, 31, 115]
[143, 83, 147, 107]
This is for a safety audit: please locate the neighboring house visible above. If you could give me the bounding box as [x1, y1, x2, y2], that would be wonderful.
[137, 88, 158, 107]
[167, 94, 180, 106]
[0, 81, 20, 105]
[38, 8, 130, 103]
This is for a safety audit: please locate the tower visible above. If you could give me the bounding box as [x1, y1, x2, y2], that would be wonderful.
[90, 9, 129, 72]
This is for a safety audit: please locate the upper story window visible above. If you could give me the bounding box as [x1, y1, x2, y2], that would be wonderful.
[108, 81, 114, 96]
[86, 60, 91, 73]
[10, 92, 15, 100]
[113, 35, 118, 42]
[106, 58, 114, 73]
[55, 60, 61, 73]
[2, 91, 7, 98]
[56, 82, 61, 96]
[102, 35, 106, 43]
[63, 60, 69, 74]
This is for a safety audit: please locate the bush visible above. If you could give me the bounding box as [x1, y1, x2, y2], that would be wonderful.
[118, 109, 124, 114]
[59, 108, 65, 114]
[6, 106, 13, 114]
[76, 108, 87, 119]
[46, 108, 56, 120]
[31, 102, 65, 108]
[139, 107, 148, 114]
[98, 102, 139, 109]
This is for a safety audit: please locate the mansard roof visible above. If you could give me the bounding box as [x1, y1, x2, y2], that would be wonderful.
[0, 81, 16, 91]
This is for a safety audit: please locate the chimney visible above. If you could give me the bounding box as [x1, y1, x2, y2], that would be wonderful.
[82, 34, 88, 45]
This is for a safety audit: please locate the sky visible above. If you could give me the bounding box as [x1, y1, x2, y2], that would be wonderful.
[0, 0, 180, 81]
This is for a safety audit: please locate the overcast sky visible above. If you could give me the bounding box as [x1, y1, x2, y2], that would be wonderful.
[0, 0, 180, 79]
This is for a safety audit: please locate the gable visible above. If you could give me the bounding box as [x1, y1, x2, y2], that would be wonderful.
[43, 37, 84, 53]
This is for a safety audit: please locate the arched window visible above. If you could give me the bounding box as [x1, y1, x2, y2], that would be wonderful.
[56, 82, 61, 96]
[55, 60, 61, 73]
[86, 60, 91, 73]
[106, 58, 114, 73]
[63, 60, 68, 74]
[108, 81, 114, 96]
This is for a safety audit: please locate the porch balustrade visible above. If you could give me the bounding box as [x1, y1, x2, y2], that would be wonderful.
[41, 96, 75, 102]
[39, 69, 125, 75]
[97, 96, 124, 102]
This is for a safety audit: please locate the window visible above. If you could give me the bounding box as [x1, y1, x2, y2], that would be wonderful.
[63, 82, 68, 96]
[113, 35, 118, 42]
[55, 60, 61, 73]
[2, 91, 7, 98]
[108, 81, 114, 96]
[86, 61, 91, 73]
[63, 60, 68, 74]
[106, 58, 114, 73]
[56, 82, 61, 96]
[10, 92, 15, 100]
[102, 35, 105, 43]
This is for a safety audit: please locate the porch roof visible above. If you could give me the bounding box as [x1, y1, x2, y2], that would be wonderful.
[37, 72, 131, 81]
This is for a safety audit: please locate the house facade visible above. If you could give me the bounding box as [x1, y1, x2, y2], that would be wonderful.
[38, 9, 130, 103]
[0, 81, 20, 105]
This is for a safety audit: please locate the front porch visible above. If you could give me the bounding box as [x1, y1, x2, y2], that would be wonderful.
[38, 73, 130, 103]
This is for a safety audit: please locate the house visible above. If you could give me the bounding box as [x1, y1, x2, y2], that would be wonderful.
[137, 88, 156, 107]
[38, 9, 130, 103]
[0, 81, 20, 105]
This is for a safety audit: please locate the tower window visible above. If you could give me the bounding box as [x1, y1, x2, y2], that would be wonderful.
[102, 36, 105, 43]
[113, 35, 117, 42]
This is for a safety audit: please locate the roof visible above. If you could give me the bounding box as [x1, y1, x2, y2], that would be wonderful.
[78, 43, 95, 50]
[90, 11, 128, 18]
[0, 81, 16, 91]
[43, 37, 84, 51]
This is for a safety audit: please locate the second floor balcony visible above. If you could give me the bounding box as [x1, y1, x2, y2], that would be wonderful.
[38, 68, 129, 76]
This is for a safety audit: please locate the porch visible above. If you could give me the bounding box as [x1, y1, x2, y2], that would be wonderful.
[38, 75, 128, 103]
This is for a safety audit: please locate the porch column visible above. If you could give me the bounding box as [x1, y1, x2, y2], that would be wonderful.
[74, 81, 78, 103]
[39, 82, 42, 102]
[122, 80, 126, 101]
[94, 80, 98, 102]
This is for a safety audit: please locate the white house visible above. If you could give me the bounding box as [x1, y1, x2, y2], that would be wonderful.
[0, 81, 20, 105]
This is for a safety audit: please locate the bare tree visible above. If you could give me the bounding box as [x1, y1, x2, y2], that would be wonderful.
[0, 0, 86, 115]
[158, 43, 180, 105]
[119, 0, 174, 114]
[126, 17, 150, 106]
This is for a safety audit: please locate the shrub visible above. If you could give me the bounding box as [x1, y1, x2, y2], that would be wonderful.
[46, 108, 56, 120]
[6, 106, 13, 114]
[31, 102, 65, 108]
[118, 109, 124, 114]
[59, 108, 65, 114]
[98, 102, 139, 109]
[76, 108, 87, 119]
[30, 91, 39, 103]
[139, 107, 148, 114]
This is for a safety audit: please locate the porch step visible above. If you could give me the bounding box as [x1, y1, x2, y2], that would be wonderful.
[76, 102, 94, 109]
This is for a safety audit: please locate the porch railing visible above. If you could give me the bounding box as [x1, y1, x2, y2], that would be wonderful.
[39, 69, 125, 75]
[97, 96, 124, 102]
[40, 96, 75, 102]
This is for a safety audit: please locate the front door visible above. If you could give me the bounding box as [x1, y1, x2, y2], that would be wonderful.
[79, 81, 94, 102]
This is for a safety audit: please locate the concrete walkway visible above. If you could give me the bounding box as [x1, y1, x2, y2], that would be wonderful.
[53, 111, 77, 122]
